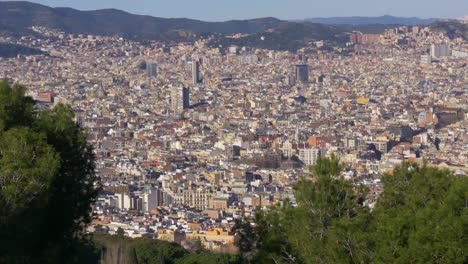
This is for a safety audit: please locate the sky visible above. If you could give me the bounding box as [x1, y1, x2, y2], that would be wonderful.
[7, 0, 468, 21]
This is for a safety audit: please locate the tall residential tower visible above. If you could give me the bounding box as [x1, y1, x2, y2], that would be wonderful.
[295, 64, 309, 83]
[192, 61, 201, 85]
[147, 61, 158, 78]
[171, 85, 190, 118]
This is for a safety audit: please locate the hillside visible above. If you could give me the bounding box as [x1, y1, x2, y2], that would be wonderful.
[208, 22, 348, 51]
[1, 2, 459, 52]
[430, 19, 468, 39]
[0, 1, 285, 39]
[0, 1, 354, 51]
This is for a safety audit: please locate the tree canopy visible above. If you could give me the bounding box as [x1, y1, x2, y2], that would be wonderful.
[94, 234, 241, 264]
[371, 162, 467, 263]
[248, 157, 467, 263]
[0, 81, 97, 263]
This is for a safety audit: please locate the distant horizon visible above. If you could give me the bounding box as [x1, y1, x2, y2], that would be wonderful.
[1, 0, 466, 22]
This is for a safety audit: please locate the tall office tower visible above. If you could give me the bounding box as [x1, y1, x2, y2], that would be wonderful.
[143, 186, 163, 212]
[171, 85, 190, 118]
[182, 87, 190, 109]
[295, 64, 309, 83]
[147, 61, 158, 78]
[430, 44, 451, 58]
[192, 61, 201, 85]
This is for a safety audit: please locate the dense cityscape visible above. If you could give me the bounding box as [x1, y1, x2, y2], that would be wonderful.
[0, 1, 467, 262]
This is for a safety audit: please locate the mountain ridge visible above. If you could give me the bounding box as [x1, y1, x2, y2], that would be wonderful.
[0, 1, 441, 38]
[0, 1, 352, 51]
[0, 1, 287, 38]
[2, 1, 463, 52]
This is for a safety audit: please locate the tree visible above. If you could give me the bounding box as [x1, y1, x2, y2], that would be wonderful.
[193, 237, 204, 253]
[175, 253, 242, 264]
[0, 81, 97, 263]
[252, 158, 467, 264]
[232, 218, 255, 258]
[253, 207, 294, 264]
[0, 128, 60, 209]
[285, 156, 368, 264]
[310, 154, 344, 179]
[116, 227, 126, 238]
[253, 156, 369, 263]
[133, 239, 188, 264]
[93, 234, 242, 264]
[0, 81, 34, 130]
[371, 162, 467, 263]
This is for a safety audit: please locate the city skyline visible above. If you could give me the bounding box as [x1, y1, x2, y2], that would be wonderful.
[3, 0, 468, 21]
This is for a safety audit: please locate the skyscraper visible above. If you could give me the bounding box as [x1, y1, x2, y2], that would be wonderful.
[295, 64, 309, 83]
[147, 61, 158, 78]
[430, 44, 450, 58]
[171, 85, 190, 118]
[192, 61, 201, 85]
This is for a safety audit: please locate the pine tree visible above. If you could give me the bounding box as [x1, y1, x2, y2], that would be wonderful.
[0, 81, 97, 263]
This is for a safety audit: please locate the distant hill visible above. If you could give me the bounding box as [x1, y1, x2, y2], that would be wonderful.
[1, 1, 458, 52]
[0, 1, 351, 51]
[0, 1, 285, 39]
[429, 20, 468, 39]
[208, 23, 348, 52]
[302, 15, 437, 25]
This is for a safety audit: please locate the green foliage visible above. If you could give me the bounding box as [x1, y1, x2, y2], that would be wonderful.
[310, 154, 344, 178]
[252, 156, 362, 264]
[372, 162, 467, 263]
[430, 20, 468, 40]
[34, 103, 97, 247]
[208, 22, 347, 52]
[116, 227, 126, 238]
[253, 158, 468, 263]
[253, 208, 294, 264]
[175, 253, 242, 264]
[67, 239, 102, 264]
[0, 2, 279, 40]
[94, 234, 240, 264]
[0, 128, 59, 209]
[282, 156, 367, 263]
[0, 81, 34, 130]
[132, 238, 188, 264]
[232, 219, 255, 255]
[0, 81, 97, 263]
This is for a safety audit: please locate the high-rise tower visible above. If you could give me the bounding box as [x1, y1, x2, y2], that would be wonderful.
[295, 64, 309, 83]
[192, 61, 201, 85]
[147, 61, 158, 78]
[171, 85, 190, 118]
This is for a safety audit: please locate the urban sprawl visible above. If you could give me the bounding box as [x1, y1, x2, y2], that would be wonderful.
[1, 23, 467, 254]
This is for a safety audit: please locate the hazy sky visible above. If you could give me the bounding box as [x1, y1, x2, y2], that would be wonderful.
[9, 0, 468, 21]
